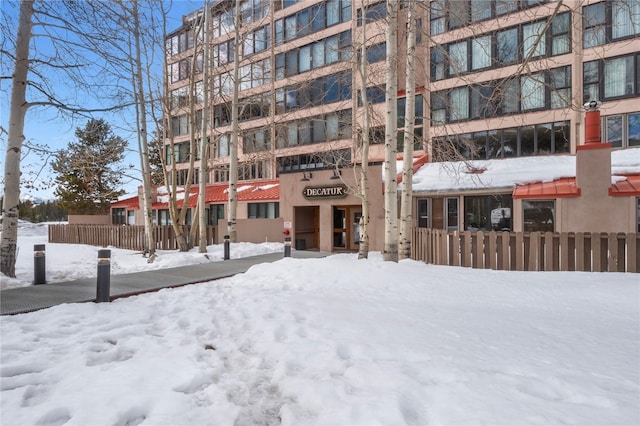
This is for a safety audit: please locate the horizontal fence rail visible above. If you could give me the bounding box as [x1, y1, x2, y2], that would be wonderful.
[412, 228, 639, 273]
[48, 224, 217, 251]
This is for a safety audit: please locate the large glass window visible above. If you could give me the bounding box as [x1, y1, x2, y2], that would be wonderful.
[464, 194, 513, 231]
[606, 115, 623, 148]
[612, 0, 640, 39]
[523, 21, 546, 58]
[449, 41, 468, 75]
[629, 113, 640, 146]
[471, 35, 491, 70]
[496, 28, 518, 64]
[450, 87, 469, 121]
[604, 56, 635, 98]
[521, 73, 545, 110]
[248, 202, 279, 219]
[523, 200, 555, 232]
[583, 2, 607, 48]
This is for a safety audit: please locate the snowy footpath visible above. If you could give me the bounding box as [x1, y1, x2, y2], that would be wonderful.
[1, 223, 639, 425]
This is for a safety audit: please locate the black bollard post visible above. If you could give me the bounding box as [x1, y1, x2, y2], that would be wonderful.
[33, 244, 46, 285]
[284, 236, 291, 257]
[223, 235, 230, 260]
[96, 249, 111, 303]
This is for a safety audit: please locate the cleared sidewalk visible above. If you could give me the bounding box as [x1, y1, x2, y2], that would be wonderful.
[1, 250, 328, 316]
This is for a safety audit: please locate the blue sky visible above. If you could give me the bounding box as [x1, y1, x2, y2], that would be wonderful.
[1, 0, 204, 201]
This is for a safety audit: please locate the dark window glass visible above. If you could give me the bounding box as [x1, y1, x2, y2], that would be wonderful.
[583, 2, 606, 48]
[523, 200, 555, 232]
[606, 115, 623, 148]
[464, 195, 513, 231]
[520, 125, 535, 156]
[537, 124, 553, 154]
[497, 28, 518, 64]
[366, 42, 386, 64]
[554, 121, 571, 153]
[629, 113, 640, 146]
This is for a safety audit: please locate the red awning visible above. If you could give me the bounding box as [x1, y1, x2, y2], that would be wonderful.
[609, 175, 640, 196]
[513, 177, 580, 199]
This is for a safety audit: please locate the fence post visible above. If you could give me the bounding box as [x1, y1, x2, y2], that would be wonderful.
[33, 244, 46, 285]
[96, 249, 111, 303]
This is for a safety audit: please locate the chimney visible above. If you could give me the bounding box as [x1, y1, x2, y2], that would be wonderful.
[576, 101, 612, 197]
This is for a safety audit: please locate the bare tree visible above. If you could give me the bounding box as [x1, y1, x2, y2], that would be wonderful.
[1, 0, 128, 277]
[399, 0, 417, 260]
[2, 0, 35, 277]
[383, 0, 400, 262]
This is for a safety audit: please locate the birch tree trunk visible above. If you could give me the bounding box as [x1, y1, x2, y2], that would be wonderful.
[131, 0, 156, 260]
[399, 0, 416, 260]
[227, 0, 241, 242]
[198, 0, 210, 253]
[1, 0, 34, 278]
[357, 10, 371, 260]
[383, 0, 399, 262]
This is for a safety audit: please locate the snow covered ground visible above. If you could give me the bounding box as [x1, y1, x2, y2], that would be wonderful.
[1, 222, 638, 425]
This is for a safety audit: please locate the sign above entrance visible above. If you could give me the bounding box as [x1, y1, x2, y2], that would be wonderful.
[302, 184, 348, 200]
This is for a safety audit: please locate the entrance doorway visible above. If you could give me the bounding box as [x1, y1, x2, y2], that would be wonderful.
[294, 206, 319, 250]
[333, 205, 362, 251]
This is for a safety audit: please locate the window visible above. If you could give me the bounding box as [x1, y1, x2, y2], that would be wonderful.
[612, 0, 640, 39]
[366, 42, 386, 64]
[584, 0, 640, 47]
[358, 1, 386, 25]
[449, 0, 469, 29]
[243, 128, 270, 153]
[448, 41, 468, 75]
[551, 12, 571, 55]
[550, 66, 571, 108]
[471, 35, 491, 70]
[417, 199, 429, 227]
[521, 73, 545, 111]
[496, 28, 518, 64]
[523, 21, 546, 58]
[583, 61, 600, 103]
[583, 2, 606, 48]
[430, 0, 445, 35]
[523, 200, 555, 232]
[471, 0, 492, 22]
[433, 121, 571, 161]
[464, 195, 513, 231]
[604, 56, 635, 98]
[603, 113, 640, 148]
[450, 87, 469, 121]
[431, 47, 446, 81]
[630, 113, 640, 146]
[208, 204, 224, 226]
[471, 84, 494, 119]
[218, 134, 230, 157]
[584, 54, 640, 102]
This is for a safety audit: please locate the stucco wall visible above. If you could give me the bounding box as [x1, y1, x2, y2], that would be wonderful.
[279, 166, 385, 252]
[216, 218, 284, 244]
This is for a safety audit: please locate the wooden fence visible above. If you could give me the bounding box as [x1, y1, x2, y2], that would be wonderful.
[412, 228, 639, 273]
[48, 224, 217, 251]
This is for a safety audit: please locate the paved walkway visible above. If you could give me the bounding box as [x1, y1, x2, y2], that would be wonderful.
[1, 250, 328, 316]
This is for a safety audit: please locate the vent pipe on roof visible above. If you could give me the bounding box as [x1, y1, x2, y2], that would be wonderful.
[584, 100, 602, 144]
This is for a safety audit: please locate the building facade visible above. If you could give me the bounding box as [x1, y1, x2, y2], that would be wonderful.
[160, 0, 640, 252]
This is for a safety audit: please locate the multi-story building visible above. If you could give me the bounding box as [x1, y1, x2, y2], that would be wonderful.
[144, 0, 640, 251]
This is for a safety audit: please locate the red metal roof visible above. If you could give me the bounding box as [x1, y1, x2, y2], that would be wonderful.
[513, 177, 580, 199]
[610, 175, 640, 196]
[152, 180, 280, 209]
[515, 174, 640, 199]
[111, 195, 140, 210]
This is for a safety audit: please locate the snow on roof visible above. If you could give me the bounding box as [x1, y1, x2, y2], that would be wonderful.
[409, 147, 640, 193]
